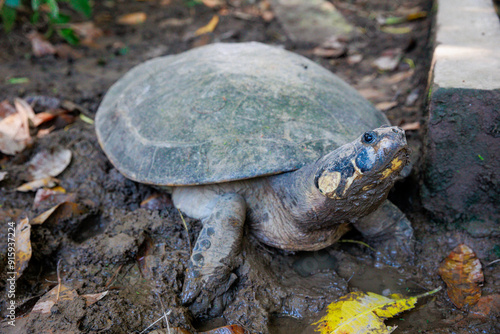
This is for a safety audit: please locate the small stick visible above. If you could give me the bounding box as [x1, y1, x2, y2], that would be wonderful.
[177, 209, 192, 251]
[55, 259, 62, 303]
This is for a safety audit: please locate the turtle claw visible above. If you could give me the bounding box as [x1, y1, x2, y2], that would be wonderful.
[181, 262, 238, 315]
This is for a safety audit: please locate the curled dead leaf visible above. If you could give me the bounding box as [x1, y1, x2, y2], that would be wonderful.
[27, 148, 72, 180]
[31, 284, 78, 314]
[194, 15, 219, 36]
[0, 99, 33, 155]
[401, 121, 420, 131]
[438, 244, 484, 308]
[70, 22, 103, 47]
[375, 101, 398, 111]
[117, 12, 147, 25]
[81, 291, 109, 307]
[27, 31, 56, 57]
[16, 176, 59, 192]
[15, 218, 32, 279]
[31, 201, 85, 225]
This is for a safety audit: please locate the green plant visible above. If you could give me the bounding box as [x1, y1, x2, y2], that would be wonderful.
[1, 0, 92, 44]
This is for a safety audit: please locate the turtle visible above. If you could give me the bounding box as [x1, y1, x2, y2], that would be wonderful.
[95, 42, 413, 314]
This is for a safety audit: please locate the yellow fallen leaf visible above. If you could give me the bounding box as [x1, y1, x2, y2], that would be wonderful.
[380, 26, 412, 34]
[31, 201, 84, 225]
[194, 15, 219, 36]
[15, 218, 32, 279]
[16, 176, 59, 192]
[116, 12, 147, 25]
[312, 288, 441, 334]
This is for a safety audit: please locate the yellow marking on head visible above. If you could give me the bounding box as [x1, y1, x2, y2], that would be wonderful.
[342, 159, 364, 196]
[318, 171, 341, 198]
[381, 157, 404, 179]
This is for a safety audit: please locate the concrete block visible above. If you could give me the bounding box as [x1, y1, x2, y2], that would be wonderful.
[421, 0, 500, 224]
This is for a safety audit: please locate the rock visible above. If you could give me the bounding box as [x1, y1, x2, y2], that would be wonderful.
[269, 0, 353, 45]
[421, 0, 500, 225]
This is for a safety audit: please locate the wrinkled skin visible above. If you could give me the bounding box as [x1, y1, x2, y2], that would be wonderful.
[173, 125, 413, 314]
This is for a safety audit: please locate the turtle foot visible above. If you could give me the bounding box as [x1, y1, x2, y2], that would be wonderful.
[181, 262, 238, 316]
[354, 200, 415, 266]
[179, 193, 246, 315]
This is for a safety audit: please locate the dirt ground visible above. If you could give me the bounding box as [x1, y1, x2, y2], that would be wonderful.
[0, 0, 499, 333]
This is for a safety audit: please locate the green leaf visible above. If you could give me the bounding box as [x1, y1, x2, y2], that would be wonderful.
[7, 77, 30, 84]
[70, 0, 92, 18]
[58, 28, 79, 45]
[5, 0, 21, 8]
[45, 0, 60, 19]
[1, 5, 17, 33]
[32, 0, 42, 11]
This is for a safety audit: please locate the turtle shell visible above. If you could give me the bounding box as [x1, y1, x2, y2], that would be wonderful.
[95, 42, 388, 186]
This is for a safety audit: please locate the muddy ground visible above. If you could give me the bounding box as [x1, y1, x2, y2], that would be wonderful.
[1, 0, 499, 333]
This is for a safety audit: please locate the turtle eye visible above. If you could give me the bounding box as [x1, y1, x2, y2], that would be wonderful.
[363, 131, 376, 144]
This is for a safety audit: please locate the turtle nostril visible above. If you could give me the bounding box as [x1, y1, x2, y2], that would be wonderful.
[392, 128, 399, 133]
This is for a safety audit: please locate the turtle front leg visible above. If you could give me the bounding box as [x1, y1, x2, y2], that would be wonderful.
[180, 193, 246, 316]
[352, 200, 414, 265]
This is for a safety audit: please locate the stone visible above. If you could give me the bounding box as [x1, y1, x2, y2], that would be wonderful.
[421, 0, 500, 225]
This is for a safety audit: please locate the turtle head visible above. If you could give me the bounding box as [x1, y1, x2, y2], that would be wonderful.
[314, 126, 409, 200]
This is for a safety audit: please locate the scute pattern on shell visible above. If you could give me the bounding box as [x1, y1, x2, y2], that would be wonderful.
[96, 42, 388, 186]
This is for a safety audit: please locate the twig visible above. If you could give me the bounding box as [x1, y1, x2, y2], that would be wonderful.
[486, 259, 500, 267]
[105, 264, 124, 288]
[156, 292, 171, 334]
[177, 209, 192, 251]
[55, 259, 62, 303]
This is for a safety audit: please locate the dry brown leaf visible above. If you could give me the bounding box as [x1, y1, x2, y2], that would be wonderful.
[55, 44, 84, 59]
[357, 88, 383, 101]
[199, 324, 247, 333]
[438, 244, 484, 308]
[81, 291, 109, 307]
[159, 17, 193, 28]
[313, 36, 347, 58]
[31, 111, 58, 127]
[373, 49, 402, 71]
[400, 121, 420, 131]
[33, 187, 76, 211]
[15, 218, 32, 279]
[140, 193, 172, 210]
[0, 171, 7, 181]
[31, 201, 84, 225]
[0, 98, 35, 155]
[117, 12, 147, 25]
[70, 22, 103, 47]
[202, 0, 225, 7]
[375, 101, 398, 111]
[0, 100, 16, 118]
[470, 294, 500, 318]
[384, 70, 414, 85]
[194, 15, 219, 36]
[31, 284, 78, 314]
[27, 31, 56, 57]
[347, 54, 363, 65]
[27, 148, 72, 180]
[16, 176, 59, 192]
